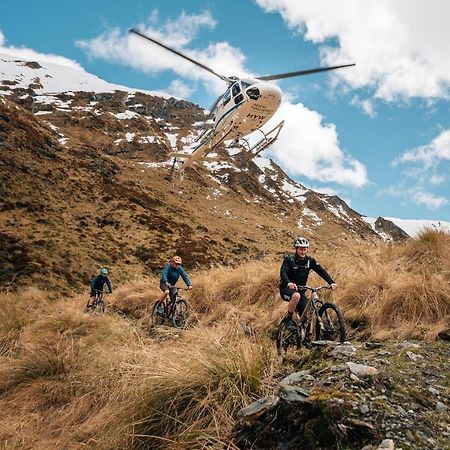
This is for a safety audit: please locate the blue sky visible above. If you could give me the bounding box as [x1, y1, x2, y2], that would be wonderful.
[1, 0, 450, 221]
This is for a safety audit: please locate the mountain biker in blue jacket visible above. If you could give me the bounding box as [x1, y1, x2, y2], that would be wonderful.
[86, 268, 113, 311]
[280, 237, 337, 330]
[157, 256, 193, 305]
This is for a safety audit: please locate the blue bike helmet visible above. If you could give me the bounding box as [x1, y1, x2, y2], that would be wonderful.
[100, 268, 108, 275]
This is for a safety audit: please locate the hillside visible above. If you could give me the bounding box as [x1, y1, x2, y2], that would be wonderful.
[0, 54, 402, 294]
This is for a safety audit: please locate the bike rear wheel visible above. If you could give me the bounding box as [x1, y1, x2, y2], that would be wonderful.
[276, 320, 301, 356]
[151, 301, 166, 326]
[315, 302, 346, 343]
[171, 299, 190, 328]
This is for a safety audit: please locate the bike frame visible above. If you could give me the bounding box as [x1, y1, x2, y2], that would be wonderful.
[296, 286, 329, 338]
[165, 286, 186, 320]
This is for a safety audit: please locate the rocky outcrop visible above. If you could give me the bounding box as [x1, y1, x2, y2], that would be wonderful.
[232, 340, 449, 449]
[374, 217, 410, 242]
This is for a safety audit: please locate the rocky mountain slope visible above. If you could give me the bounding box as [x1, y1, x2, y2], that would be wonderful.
[0, 54, 407, 293]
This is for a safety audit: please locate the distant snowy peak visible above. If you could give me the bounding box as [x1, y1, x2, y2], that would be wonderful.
[0, 52, 168, 97]
[363, 216, 450, 239]
[385, 217, 450, 237]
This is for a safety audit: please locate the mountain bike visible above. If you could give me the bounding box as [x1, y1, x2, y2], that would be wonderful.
[89, 289, 106, 313]
[276, 285, 345, 355]
[151, 286, 190, 328]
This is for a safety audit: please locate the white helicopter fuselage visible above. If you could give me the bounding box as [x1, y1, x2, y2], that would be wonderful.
[174, 79, 283, 169]
[212, 79, 282, 144]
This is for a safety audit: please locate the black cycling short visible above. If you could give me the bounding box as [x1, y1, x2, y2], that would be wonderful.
[279, 286, 308, 315]
[160, 283, 176, 301]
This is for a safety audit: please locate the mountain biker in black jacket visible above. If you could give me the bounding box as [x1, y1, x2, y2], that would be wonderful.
[280, 237, 337, 329]
[86, 268, 113, 311]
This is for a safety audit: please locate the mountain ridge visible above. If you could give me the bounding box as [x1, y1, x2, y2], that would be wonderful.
[0, 54, 415, 293]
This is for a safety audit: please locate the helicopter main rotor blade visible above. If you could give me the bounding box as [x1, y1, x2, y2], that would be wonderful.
[257, 63, 355, 81]
[129, 28, 231, 84]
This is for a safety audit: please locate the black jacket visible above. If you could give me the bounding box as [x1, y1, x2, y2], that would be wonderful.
[90, 274, 113, 293]
[280, 254, 334, 288]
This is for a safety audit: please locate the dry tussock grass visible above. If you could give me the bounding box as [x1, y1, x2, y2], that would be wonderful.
[1, 230, 449, 448]
[188, 262, 281, 331]
[103, 325, 275, 449]
[108, 278, 160, 318]
[0, 288, 277, 449]
[0, 287, 49, 357]
[332, 229, 450, 339]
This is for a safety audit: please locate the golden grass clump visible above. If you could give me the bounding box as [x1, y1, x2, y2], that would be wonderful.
[394, 228, 450, 276]
[334, 230, 450, 339]
[111, 324, 275, 449]
[0, 287, 50, 356]
[187, 261, 281, 331]
[108, 278, 159, 319]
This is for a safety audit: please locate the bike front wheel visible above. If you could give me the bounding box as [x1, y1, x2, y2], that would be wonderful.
[276, 320, 301, 356]
[171, 299, 190, 328]
[315, 303, 346, 343]
[151, 301, 166, 326]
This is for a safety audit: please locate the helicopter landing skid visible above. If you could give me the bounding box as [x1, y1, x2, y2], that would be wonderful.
[229, 120, 285, 158]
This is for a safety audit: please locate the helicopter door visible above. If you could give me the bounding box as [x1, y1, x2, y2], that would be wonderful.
[222, 88, 231, 107]
[232, 82, 244, 104]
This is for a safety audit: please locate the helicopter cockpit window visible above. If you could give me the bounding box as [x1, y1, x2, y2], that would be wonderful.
[222, 88, 231, 107]
[231, 82, 241, 97]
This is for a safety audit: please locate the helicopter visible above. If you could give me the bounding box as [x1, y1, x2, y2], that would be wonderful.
[129, 29, 355, 175]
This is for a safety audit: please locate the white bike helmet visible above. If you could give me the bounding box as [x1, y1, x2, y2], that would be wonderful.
[293, 237, 309, 248]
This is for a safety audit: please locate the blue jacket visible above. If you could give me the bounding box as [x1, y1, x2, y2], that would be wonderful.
[160, 262, 191, 287]
[90, 274, 113, 293]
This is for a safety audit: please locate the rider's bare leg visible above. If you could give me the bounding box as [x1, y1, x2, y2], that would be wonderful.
[158, 290, 169, 304]
[287, 292, 301, 315]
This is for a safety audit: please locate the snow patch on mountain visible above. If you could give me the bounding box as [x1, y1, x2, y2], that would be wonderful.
[385, 218, 450, 237]
[0, 52, 168, 97]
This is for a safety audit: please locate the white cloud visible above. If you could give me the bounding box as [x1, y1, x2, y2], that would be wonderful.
[351, 96, 376, 117]
[76, 11, 251, 98]
[413, 191, 448, 209]
[166, 79, 195, 99]
[0, 29, 83, 70]
[388, 129, 450, 211]
[381, 184, 448, 210]
[394, 129, 450, 168]
[257, 101, 368, 187]
[255, 0, 450, 102]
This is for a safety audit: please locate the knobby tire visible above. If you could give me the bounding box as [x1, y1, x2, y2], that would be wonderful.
[276, 321, 301, 356]
[315, 302, 346, 343]
[151, 301, 166, 326]
[171, 299, 190, 328]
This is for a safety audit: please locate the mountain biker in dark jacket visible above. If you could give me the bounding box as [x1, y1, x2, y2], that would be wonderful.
[86, 268, 113, 311]
[157, 256, 193, 305]
[280, 237, 337, 328]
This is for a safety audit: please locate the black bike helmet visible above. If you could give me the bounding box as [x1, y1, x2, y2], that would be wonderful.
[293, 237, 310, 248]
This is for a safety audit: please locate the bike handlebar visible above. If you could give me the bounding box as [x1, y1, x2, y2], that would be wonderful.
[168, 285, 188, 291]
[295, 285, 332, 292]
